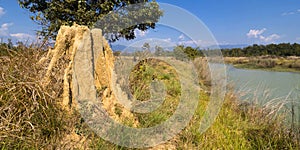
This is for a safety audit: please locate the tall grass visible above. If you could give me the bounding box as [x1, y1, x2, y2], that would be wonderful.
[1, 45, 299, 149]
[129, 58, 181, 127]
[186, 57, 300, 149]
[175, 87, 299, 149]
[0, 45, 67, 149]
[193, 57, 211, 87]
[0, 44, 102, 149]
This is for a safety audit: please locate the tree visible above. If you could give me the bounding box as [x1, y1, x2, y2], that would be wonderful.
[18, 0, 163, 42]
[154, 45, 164, 56]
[174, 45, 188, 61]
[220, 43, 300, 57]
[139, 42, 151, 60]
[7, 39, 13, 49]
[142, 42, 151, 52]
[183, 46, 199, 60]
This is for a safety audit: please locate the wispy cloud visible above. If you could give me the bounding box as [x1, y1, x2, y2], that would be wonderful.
[0, 23, 13, 36]
[162, 38, 172, 43]
[178, 34, 185, 41]
[178, 39, 217, 47]
[0, 7, 5, 17]
[247, 28, 280, 43]
[282, 9, 300, 16]
[124, 38, 176, 49]
[259, 34, 280, 42]
[0, 22, 35, 42]
[10, 33, 34, 41]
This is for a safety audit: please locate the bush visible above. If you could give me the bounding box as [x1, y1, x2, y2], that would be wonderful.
[291, 60, 300, 69]
[254, 59, 276, 68]
[193, 57, 211, 86]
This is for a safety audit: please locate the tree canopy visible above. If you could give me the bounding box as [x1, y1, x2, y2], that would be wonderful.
[18, 0, 163, 42]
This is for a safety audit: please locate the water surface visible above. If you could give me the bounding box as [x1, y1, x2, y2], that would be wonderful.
[226, 65, 300, 124]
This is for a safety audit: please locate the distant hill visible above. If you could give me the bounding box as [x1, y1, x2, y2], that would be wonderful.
[205, 44, 249, 49]
[111, 44, 175, 52]
[111, 44, 249, 51]
[111, 44, 127, 51]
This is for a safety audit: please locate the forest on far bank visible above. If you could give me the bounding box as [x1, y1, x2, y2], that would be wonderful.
[2, 40, 300, 59]
[177, 42, 300, 58]
[117, 42, 300, 59]
[220, 43, 300, 57]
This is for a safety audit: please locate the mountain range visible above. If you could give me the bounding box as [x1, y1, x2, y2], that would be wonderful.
[110, 44, 249, 51]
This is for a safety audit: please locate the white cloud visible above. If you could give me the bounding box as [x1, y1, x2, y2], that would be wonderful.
[282, 9, 300, 16]
[162, 38, 172, 43]
[178, 34, 185, 41]
[259, 34, 280, 42]
[10, 33, 34, 41]
[282, 12, 295, 16]
[0, 23, 13, 36]
[178, 40, 196, 45]
[247, 28, 266, 38]
[178, 39, 217, 47]
[134, 29, 148, 37]
[247, 28, 280, 43]
[0, 23, 35, 43]
[0, 7, 5, 17]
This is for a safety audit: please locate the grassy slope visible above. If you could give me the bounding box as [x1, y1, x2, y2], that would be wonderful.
[0, 48, 299, 149]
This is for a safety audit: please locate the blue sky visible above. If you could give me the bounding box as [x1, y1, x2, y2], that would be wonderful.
[0, 0, 300, 47]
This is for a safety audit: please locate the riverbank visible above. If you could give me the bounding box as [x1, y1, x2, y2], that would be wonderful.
[1, 48, 299, 149]
[224, 56, 300, 73]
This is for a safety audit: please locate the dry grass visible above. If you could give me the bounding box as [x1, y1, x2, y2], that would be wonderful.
[0, 45, 98, 149]
[0, 45, 68, 149]
[225, 56, 300, 72]
[0, 45, 299, 149]
[193, 57, 211, 87]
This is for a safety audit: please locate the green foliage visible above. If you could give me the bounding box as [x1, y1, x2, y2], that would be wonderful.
[174, 45, 188, 61]
[0, 40, 29, 56]
[183, 46, 201, 60]
[0, 43, 11, 56]
[174, 45, 202, 61]
[222, 43, 300, 57]
[175, 89, 300, 149]
[129, 59, 181, 127]
[18, 0, 163, 41]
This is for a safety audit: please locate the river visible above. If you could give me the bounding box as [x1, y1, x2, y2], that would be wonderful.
[226, 64, 300, 125]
